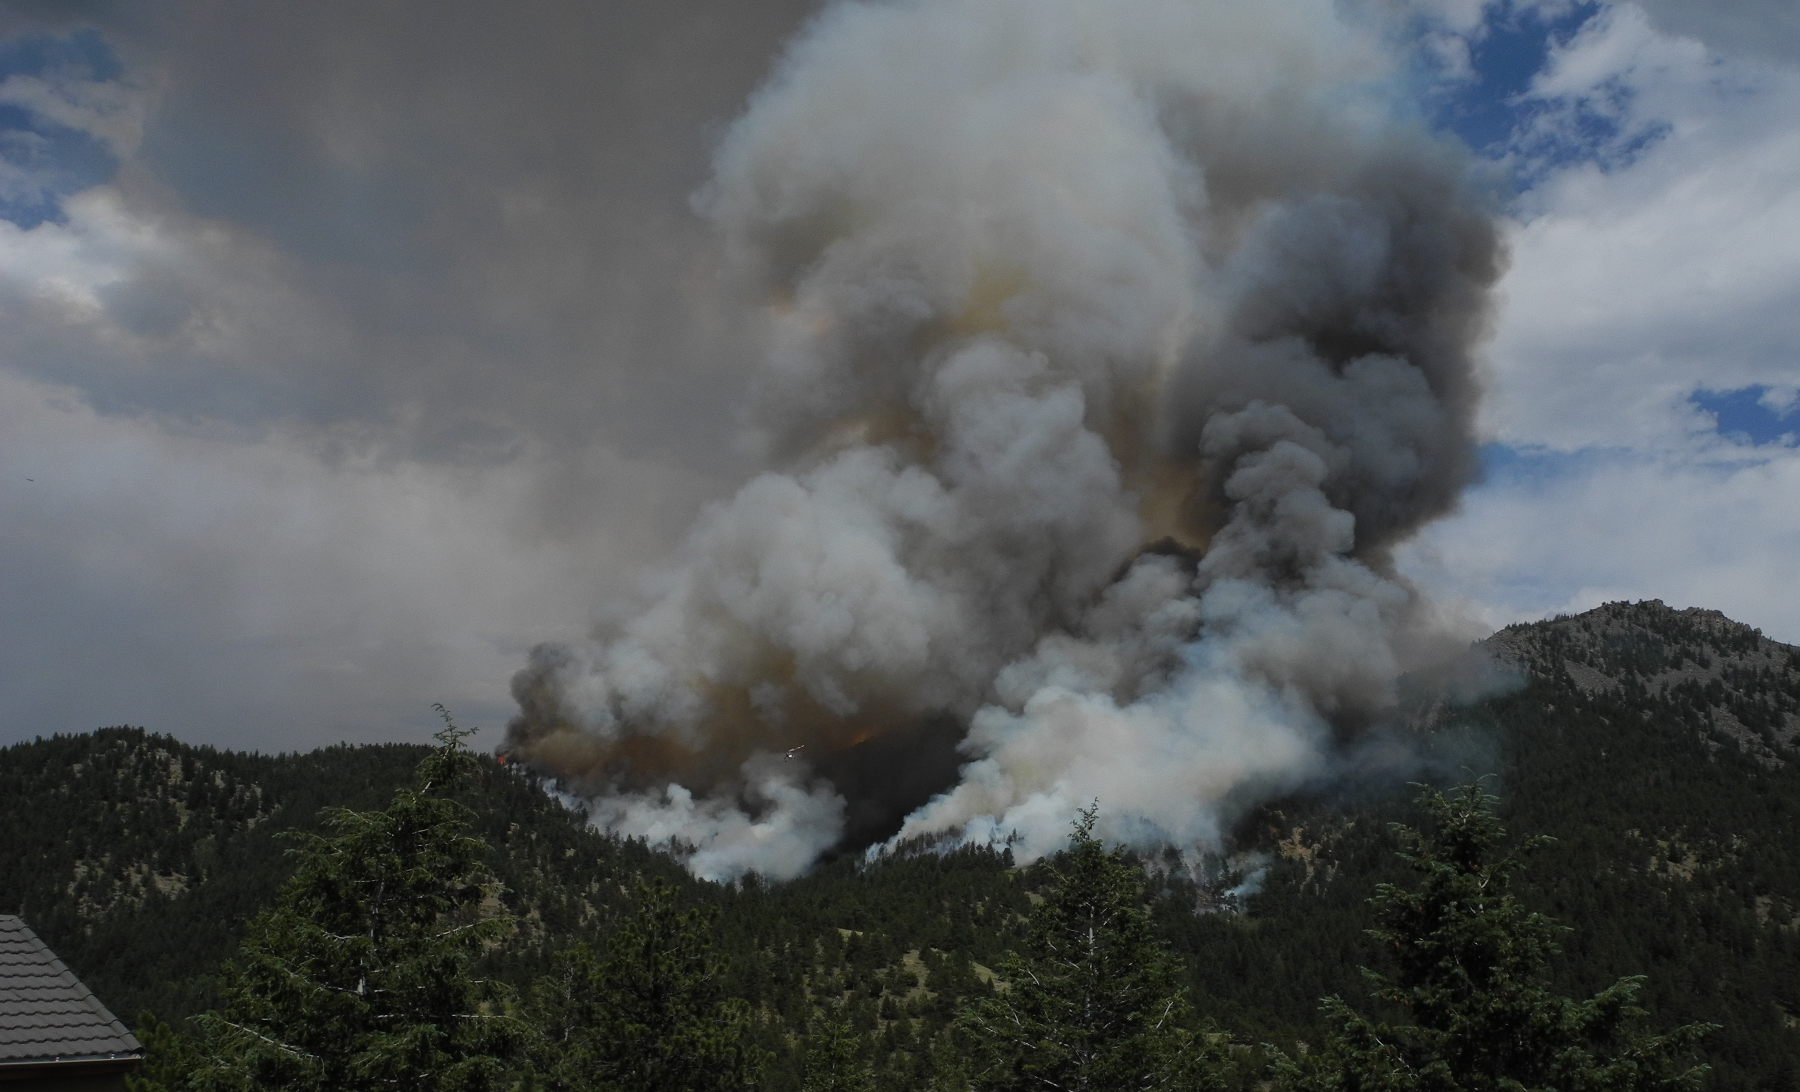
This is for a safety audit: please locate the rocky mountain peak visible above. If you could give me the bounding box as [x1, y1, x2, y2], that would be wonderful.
[1480, 600, 1800, 765]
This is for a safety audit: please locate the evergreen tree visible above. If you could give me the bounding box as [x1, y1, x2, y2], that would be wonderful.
[523, 941, 608, 1091]
[523, 878, 764, 1092]
[801, 1000, 874, 1092]
[125, 1012, 201, 1092]
[958, 806, 1228, 1092]
[1279, 782, 1714, 1092]
[189, 710, 522, 1092]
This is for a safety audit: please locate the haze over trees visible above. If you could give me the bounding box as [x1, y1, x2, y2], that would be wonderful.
[143, 755, 1716, 1092]
[5, 601, 1796, 1090]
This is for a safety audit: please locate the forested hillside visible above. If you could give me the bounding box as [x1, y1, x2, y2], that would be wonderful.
[1199, 600, 1800, 1088]
[0, 729, 690, 1021]
[3, 600, 1796, 1090]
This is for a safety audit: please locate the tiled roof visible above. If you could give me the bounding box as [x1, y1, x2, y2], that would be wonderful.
[0, 915, 141, 1064]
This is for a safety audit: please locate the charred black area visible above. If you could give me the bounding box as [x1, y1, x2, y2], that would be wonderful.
[809, 714, 969, 860]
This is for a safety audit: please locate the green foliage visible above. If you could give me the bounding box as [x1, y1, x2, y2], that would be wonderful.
[803, 1000, 875, 1092]
[188, 712, 522, 1092]
[1469, 608, 1800, 1091]
[0, 726, 434, 1019]
[523, 878, 764, 1092]
[1279, 783, 1714, 1092]
[958, 806, 1229, 1092]
[522, 940, 606, 1090]
[0, 722, 690, 1022]
[10, 599, 1798, 1090]
[126, 1011, 202, 1092]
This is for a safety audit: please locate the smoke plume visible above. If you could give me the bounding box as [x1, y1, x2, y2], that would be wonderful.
[506, 0, 1503, 881]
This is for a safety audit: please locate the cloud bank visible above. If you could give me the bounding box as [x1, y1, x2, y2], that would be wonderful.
[1394, 2, 1800, 644]
[0, 0, 820, 748]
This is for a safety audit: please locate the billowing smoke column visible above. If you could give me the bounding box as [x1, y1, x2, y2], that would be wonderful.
[506, 0, 1502, 881]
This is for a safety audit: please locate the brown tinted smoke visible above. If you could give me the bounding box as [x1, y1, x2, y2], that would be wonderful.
[506, 0, 1503, 880]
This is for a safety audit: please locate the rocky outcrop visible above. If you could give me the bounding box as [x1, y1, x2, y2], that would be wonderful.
[1480, 600, 1800, 766]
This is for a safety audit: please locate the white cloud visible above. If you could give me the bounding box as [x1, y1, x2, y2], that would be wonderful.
[0, 1, 827, 749]
[1404, 4, 1800, 645]
[1483, 5, 1800, 453]
[1400, 448, 1800, 643]
[0, 180, 729, 751]
[1, 0, 1795, 801]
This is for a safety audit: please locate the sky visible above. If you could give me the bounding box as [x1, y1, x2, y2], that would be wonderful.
[0, 0, 1796, 753]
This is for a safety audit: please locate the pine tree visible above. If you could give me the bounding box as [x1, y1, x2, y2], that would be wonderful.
[125, 1011, 201, 1092]
[958, 806, 1229, 1092]
[1279, 782, 1714, 1092]
[523, 940, 608, 1091]
[523, 878, 764, 1092]
[802, 1000, 874, 1092]
[189, 710, 522, 1092]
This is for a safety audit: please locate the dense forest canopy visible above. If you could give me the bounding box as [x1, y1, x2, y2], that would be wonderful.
[4, 601, 1797, 1090]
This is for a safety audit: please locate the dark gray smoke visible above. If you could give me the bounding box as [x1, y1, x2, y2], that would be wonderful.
[507, 0, 1504, 880]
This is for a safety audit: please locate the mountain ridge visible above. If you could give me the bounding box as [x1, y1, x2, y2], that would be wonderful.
[3, 599, 1798, 1089]
[1480, 599, 1800, 765]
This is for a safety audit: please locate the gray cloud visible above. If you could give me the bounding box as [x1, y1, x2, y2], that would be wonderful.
[0, 0, 823, 748]
[5, 0, 825, 463]
[1632, 0, 1800, 64]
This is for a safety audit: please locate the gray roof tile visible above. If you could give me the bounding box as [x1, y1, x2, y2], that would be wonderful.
[0, 916, 141, 1064]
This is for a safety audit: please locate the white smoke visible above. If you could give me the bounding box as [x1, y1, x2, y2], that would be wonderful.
[508, 0, 1501, 880]
[591, 754, 847, 883]
[893, 401, 1414, 860]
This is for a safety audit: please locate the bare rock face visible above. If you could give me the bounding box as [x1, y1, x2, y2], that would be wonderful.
[1480, 600, 1800, 767]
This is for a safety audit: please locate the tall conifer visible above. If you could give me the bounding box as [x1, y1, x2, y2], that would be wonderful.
[189, 710, 521, 1092]
[959, 806, 1228, 1092]
[523, 879, 763, 1092]
[1280, 782, 1713, 1092]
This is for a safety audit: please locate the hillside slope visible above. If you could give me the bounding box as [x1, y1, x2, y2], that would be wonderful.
[1230, 600, 1800, 1087]
[1484, 599, 1800, 764]
[0, 728, 691, 1020]
[2, 600, 1797, 1089]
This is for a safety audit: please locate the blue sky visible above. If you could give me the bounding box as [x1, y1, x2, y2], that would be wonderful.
[0, 29, 122, 224]
[0, 0, 1796, 750]
[1430, 0, 1605, 155]
[1690, 385, 1799, 446]
[1369, 0, 1800, 651]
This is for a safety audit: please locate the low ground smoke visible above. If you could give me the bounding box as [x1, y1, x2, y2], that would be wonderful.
[506, 0, 1502, 881]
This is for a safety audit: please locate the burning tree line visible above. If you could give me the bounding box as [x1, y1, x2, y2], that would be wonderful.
[124, 718, 1711, 1092]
